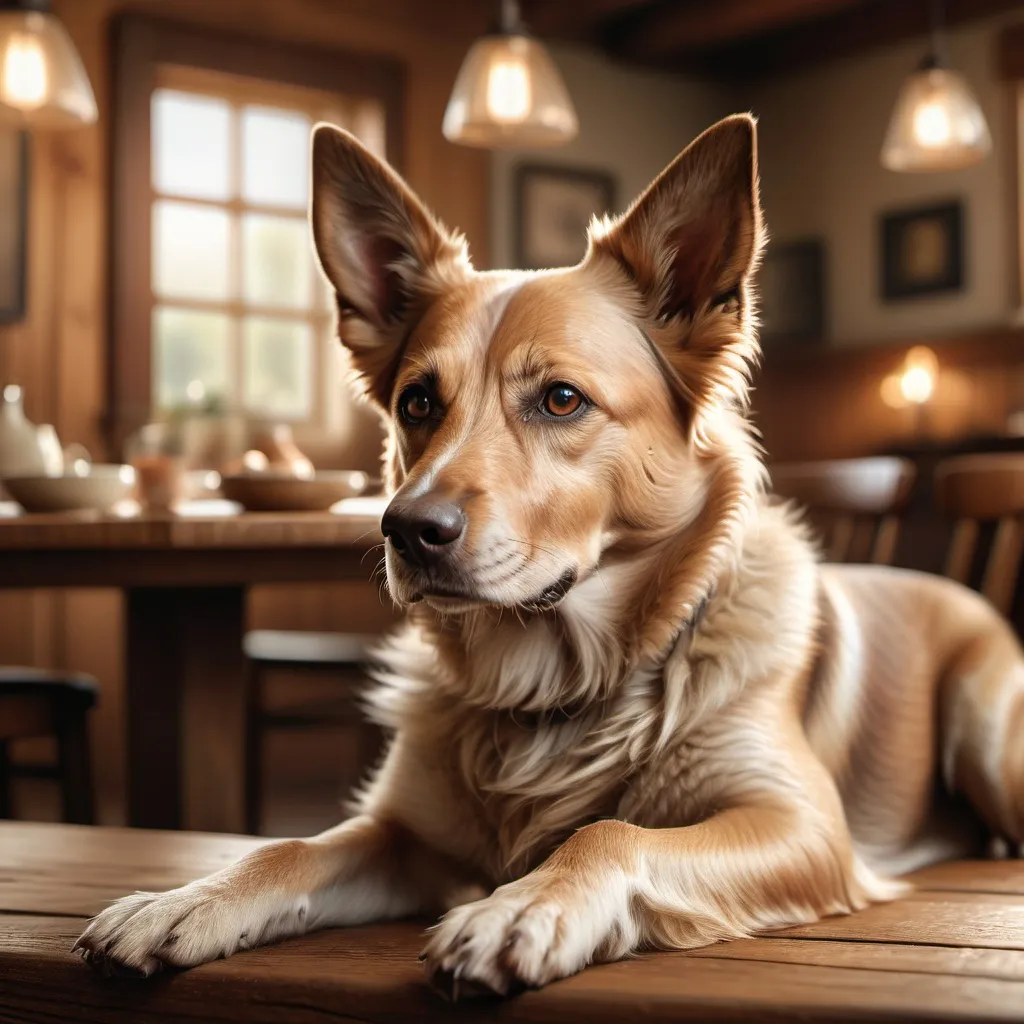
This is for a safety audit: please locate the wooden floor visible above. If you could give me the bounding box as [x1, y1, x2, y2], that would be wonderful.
[2, 822, 1024, 1022]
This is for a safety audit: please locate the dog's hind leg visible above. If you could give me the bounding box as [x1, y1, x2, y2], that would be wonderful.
[940, 623, 1024, 854]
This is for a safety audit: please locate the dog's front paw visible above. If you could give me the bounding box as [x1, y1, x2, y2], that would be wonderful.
[74, 880, 301, 977]
[422, 877, 604, 1000]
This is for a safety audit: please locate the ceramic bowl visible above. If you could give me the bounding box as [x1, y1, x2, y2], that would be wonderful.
[219, 470, 370, 512]
[4, 464, 137, 513]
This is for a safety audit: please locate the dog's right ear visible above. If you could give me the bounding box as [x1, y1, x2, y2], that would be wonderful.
[311, 124, 470, 407]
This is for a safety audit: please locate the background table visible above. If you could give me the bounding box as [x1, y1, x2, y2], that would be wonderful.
[1, 822, 1023, 1022]
[0, 502, 385, 833]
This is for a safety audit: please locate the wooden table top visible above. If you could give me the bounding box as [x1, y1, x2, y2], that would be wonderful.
[2, 822, 1024, 1023]
[0, 497, 387, 551]
[0, 498, 387, 587]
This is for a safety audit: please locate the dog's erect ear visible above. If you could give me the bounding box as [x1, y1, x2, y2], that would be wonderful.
[311, 124, 470, 407]
[589, 114, 764, 416]
[593, 114, 761, 320]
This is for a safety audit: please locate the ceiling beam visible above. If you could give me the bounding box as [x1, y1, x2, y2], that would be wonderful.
[520, 0, 654, 40]
[689, 0, 1024, 81]
[618, 0, 863, 61]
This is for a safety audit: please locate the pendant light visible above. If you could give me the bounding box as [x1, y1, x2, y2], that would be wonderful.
[443, 0, 577, 149]
[880, 0, 990, 172]
[0, 0, 97, 128]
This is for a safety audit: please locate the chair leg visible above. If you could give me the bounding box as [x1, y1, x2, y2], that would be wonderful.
[56, 709, 94, 825]
[244, 661, 265, 836]
[0, 740, 12, 819]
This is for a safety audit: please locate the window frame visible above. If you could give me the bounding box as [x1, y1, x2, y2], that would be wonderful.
[110, 14, 404, 450]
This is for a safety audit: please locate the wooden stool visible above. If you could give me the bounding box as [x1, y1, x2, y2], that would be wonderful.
[934, 453, 1024, 617]
[770, 456, 916, 564]
[0, 667, 97, 824]
[243, 631, 381, 835]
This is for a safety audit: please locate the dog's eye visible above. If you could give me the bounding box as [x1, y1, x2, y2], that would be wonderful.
[542, 384, 585, 418]
[399, 384, 433, 425]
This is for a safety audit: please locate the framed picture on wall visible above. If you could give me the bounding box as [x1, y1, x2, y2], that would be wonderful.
[880, 200, 964, 300]
[514, 164, 616, 270]
[758, 239, 826, 347]
[0, 130, 28, 324]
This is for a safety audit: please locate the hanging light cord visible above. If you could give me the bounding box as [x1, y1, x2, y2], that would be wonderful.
[929, 0, 946, 66]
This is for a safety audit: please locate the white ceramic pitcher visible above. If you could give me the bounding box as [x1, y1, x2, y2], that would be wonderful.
[0, 385, 47, 479]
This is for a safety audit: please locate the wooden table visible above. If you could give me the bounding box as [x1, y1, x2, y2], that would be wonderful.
[2, 822, 1023, 1023]
[0, 501, 385, 833]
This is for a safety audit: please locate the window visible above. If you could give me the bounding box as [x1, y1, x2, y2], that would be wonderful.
[148, 65, 385, 430]
[112, 17, 403, 448]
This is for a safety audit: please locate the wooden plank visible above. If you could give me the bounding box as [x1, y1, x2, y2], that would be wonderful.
[0, 822, 266, 917]
[687, 937, 1024, 981]
[3, 914, 1024, 1024]
[0, 509, 385, 551]
[777, 891, 1024, 950]
[910, 860, 1024, 896]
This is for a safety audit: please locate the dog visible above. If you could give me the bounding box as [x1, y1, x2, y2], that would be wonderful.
[75, 114, 1024, 998]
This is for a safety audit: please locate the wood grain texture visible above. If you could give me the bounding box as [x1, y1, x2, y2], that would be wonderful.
[2, 825, 1024, 1022]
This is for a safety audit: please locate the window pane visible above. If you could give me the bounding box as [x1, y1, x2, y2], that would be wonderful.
[242, 214, 313, 309]
[153, 307, 232, 411]
[152, 90, 231, 200]
[241, 106, 310, 208]
[243, 317, 312, 418]
[153, 200, 231, 301]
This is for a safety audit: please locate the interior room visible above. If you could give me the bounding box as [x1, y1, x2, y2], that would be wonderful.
[1, 0, 1023, 1019]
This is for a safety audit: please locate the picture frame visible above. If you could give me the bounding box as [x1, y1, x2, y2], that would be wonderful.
[514, 164, 616, 271]
[880, 200, 963, 300]
[0, 130, 28, 325]
[758, 238, 826, 347]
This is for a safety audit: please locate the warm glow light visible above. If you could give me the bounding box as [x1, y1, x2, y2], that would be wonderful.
[486, 57, 531, 123]
[912, 101, 952, 148]
[881, 346, 939, 408]
[0, 10, 98, 127]
[442, 1, 577, 150]
[2, 31, 47, 110]
[185, 379, 206, 404]
[881, 61, 991, 172]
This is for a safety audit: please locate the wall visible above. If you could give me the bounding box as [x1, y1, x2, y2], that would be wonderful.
[749, 12, 1020, 346]
[489, 44, 735, 269]
[0, 0, 490, 825]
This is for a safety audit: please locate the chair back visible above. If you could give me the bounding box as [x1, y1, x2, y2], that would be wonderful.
[770, 456, 916, 564]
[933, 453, 1024, 617]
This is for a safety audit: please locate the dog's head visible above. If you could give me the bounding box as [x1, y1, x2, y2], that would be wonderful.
[311, 116, 764, 618]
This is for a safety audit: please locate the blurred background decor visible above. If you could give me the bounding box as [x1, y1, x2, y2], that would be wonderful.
[758, 239, 826, 347]
[0, 130, 26, 322]
[513, 163, 615, 269]
[881, 199, 964, 300]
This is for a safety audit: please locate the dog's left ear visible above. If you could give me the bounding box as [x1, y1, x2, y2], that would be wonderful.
[311, 124, 471, 407]
[589, 113, 763, 412]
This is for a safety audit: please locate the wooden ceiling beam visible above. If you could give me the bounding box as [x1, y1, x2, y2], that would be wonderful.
[519, 0, 655, 41]
[687, 0, 1024, 81]
[618, 0, 863, 61]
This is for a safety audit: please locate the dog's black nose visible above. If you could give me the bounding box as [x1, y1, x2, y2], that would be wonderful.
[382, 496, 466, 566]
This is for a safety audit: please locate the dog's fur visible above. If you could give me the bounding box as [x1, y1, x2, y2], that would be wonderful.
[76, 115, 1024, 997]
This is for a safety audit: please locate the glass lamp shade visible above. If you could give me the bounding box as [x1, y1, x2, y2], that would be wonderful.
[0, 9, 97, 127]
[881, 63, 991, 172]
[443, 33, 577, 148]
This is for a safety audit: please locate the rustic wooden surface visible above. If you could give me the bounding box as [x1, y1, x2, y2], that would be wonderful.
[1, 822, 1023, 1022]
[0, 507, 385, 832]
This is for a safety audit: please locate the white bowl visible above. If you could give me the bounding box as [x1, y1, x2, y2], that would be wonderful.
[4, 465, 137, 513]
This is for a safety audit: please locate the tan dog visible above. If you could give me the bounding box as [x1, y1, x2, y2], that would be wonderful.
[76, 115, 1024, 997]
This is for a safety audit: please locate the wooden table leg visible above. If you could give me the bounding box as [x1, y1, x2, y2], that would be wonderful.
[126, 587, 247, 833]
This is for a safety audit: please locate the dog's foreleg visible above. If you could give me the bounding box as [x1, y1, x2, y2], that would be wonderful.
[423, 801, 894, 998]
[75, 815, 471, 976]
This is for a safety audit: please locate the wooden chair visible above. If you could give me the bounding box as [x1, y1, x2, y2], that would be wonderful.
[0, 667, 97, 824]
[243, 630, 381, 835]
[934, 453, 1024, 617]
[769, 456, 916, 564]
